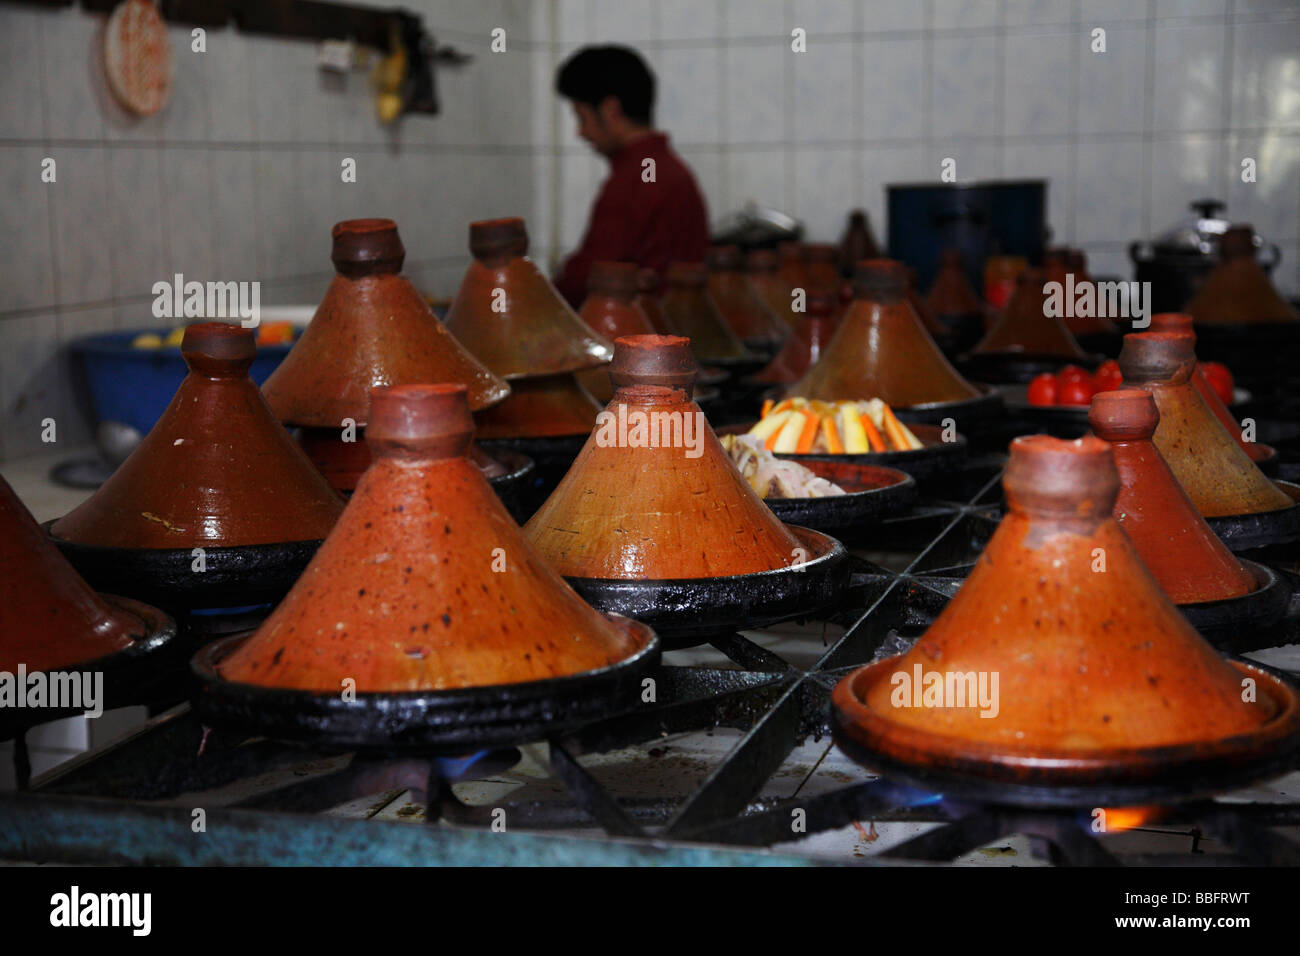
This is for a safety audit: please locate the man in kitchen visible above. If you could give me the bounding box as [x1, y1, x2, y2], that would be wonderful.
[552, 45, 710, 308]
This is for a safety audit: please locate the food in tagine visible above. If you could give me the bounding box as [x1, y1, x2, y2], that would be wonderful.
[748, 398, 923, 454]
[719, 434, 846, 500]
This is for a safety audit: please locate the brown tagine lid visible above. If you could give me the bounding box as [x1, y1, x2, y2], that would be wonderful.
[445, 217, 615, 378]
[787, 260, 981, 406]
[51, 324, 343, 549]
[1188, 225, 1299, 325]
[777, 242, 808, 290]
[803, 244, 844, 294]
[1118, 331, 1292, 517]
[659, 262, 755, 363]
[974, 268, 1089, 358]
[262, 218, 510, 428]
[576, 262, 659, 403]
[746, 249, 799, 330]
[706, 245, 788, 345]
[218, 384, 645, 692]
[838, 210, 882, 276]
[635, 268, 672, 335]
[1089, 389, 1256, 604]
[525, 335, 804, 579]
[753, 291, 839, 384]
[905, 266, 949, 337]
[1149, 313, 1268, 465]
[834, 435, 1278, 763]
[2, 474, 160, 672]
[925, 249, 985, 320]
[1045, 247, 1117, 335]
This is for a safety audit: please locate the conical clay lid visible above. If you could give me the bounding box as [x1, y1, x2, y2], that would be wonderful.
[746, 249, 799, 330]
[1046, 247, 1117, 335]
[525, 336, 804, 579]
[925, 249, 984, 320]
[2, 474, 158, 672]
[262, 218, 509, 428]
[635, 268, 673, 335]
[51, 324, 343, 549]
[787, 260, 980, 406]
[1089, 390, 1256, 604]
[848, 435, 1274, 753]
[577, 262, 659, 404]
[706, 245, 788, 345]
[218, 385, 643, 692]
[1119, 331, 1292, 517]
[659, 262, 755, 362]
[974, 268, 1089, 357]
[1188, 225, 1299, 325]
[472, 373, 605, 440]
[753, 291, 838, 384]
[444, 218, 614, 378]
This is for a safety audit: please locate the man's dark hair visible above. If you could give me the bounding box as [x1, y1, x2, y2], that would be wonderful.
[556, 45, 655, 125]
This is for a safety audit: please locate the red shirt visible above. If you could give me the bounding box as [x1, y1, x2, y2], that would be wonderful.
[554, 132, 710, 307]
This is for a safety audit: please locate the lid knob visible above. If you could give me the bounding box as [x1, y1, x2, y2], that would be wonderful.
[1220, 224, 1255, 260]
[608, 334, 697, 398]
[366, 384, 474, 461]
[181, 322, 256, 376]
[1089, 388, 1160, 442]
[1003, 434, 1118, 520]
[851, 258, 907, 299]
[1119, 330, 1197, 385]
[331, 218, 405, 277]
[469, 218, 529, 264]
[587, 261, 638, 298]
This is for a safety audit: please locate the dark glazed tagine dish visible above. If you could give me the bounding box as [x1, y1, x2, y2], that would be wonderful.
[831, 434, 1300, 807]
[259, 217, 522, 496]
[524, 335, 848, 641]
[48, 323, 344, 607]
[191, 384, 658, 752]
[758, 459, 917, 536]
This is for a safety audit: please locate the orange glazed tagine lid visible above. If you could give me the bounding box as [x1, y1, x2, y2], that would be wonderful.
[1188, 225, 1299, 326]
[525, 335, 807, 579]
[576, 261, 659, 403]
[2, 473, 174, 674]
[217, 384, 652, 692]
[832, 434, 1300, 794]
[635, 268, 672, 335]
[706, 244, 788, 347]
[1118, 331, 1292, 517]
[787, 259, 981, 407]
[752, 290, 838, 384]
[1088, 389, 1256, 604]
[659, 262, 755, 364]
[50, 323, 343, 550]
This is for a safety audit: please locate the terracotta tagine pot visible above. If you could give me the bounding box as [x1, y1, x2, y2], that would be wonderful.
[925, 248, 987, 348]
[445, 217, 614, 439]
[787, 259, 982, 407]
[635, 267, 672, 335]
[832, 434, 1300, 794]
[906, 266, 949, 338]
[217, 384, 650, 692]
[1148, 313, 1269, 466]
[660, 261, 756, 365]
[973, 267, 1090, 359]
[2, 474, 173, 674]
[746, 248, 799, 330]
[752, 290, 838, 384]
[803, 243, 844, 294]
[1089, 389, 1256, 604]
[576, 261, 659, 403]
[838, 209, 881, 277]
[51, 323, 343, 550]
[525, 335, 807, 579]
[707, 245, 788, 349]
[777, 241, 808, 291]
[1119, 331, 1292, 517]
[1188, 225, 1299, 325]
[1045, 247, 1117, 336]
[261, 218, 513, 491]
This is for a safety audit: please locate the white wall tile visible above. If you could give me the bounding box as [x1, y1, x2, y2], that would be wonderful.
[861, 0, 928, 33]
[1004, 141, 1073, 240]
[725, 44, 787, 145]
[0, 147, 56, 314]
[0, 313, 61, 460]
[209, 148, 259, 280]
[1077, 25, 1148, 134]
[559, 150, 605, 249]
[726, 148, 788, 211]
[1004, 0, 1074, 26]
[1234, 0, 1300, 15]
[203, 29, 255, 143]
[1230, 20, 1300, 129]
[162, 25, 212, 143]
[251, 149, 302, 281]
[479, 49, 533, 147]
[1225, 133, 1300, 243]
[931, 35, 998, 140]
[655, 47, 724, 146]
[792, 147, 858, 240]
[1156, 0, 1228, 16]
[862, 37, 926, 140]
[927, 141, 1002, 182]
[789, 0, 858, 36]
[861, 144, 930, 238]
[793, 40, 856, 143]
[249, 38, 309, 144]
[38, 7, 105, 141]
[1004, 30, 1073, 137]
[657, 0, 721, 41]
[724, 0, 786, 38]
[1151, 23, 1225, 132]
[1149, 134, 1221, 235]
[50, 147, 116, 307]
[105, 146, 166, 301]
[932, 0, 1003, 30]
[591, 0, 653, 43]
[1084, 0, 1153, 23]
[1074, 138, 1144, 245]
[161, 149, 217, 280]
[558, 0, 593, 45]
[59, 306, 116, 446]
[683, 148, 724, 222]
[0, 8, 45, 140]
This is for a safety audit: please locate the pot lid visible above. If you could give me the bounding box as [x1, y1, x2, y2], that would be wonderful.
[444, 217, 615, 378]
[472, 372, 605, 440]
[925, 248, 985, 317]
[1147, 199, 1234, 257]
[788, 259, 981, 406]
[524, 335, 807, 579]
[1186, 225, 1299, 325]
[835, 434, 1281, 759]
[262, 219, 510, 427]
[2, 474, 164, 672]
[51, 323, 344, 550]
[974, 268, 1089, 358]
[1089, 389, 1256, 604]
[659, 262, 755, 362]
[1118, 330, 1294, 516]
[707, 246, 789, 343]
[217, 384, 648, 692]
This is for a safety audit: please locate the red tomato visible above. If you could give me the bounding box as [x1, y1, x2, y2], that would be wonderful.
[1093, 359, 1123, 392]
[1057, 364, 1089, 383]
[1058, 377, 1095, 406]
[1200, 361, 1234, 405]
[1027, 373, 1059, 406]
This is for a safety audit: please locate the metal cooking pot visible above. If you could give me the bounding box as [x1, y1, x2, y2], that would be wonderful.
[1129, 199, 1281, 313]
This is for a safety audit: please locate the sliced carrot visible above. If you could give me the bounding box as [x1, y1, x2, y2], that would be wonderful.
[772, 398, 794, 415]
[860, 413, 886, 452]
[821, 416, 844, 454]
[761, 398, 774, 419]
[795, 411, 819, 454]
[880, 404, 910, 451]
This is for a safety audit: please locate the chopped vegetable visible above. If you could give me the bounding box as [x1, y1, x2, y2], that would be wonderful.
[720, 434, 846, 499]
[747, 397, 923, 454]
